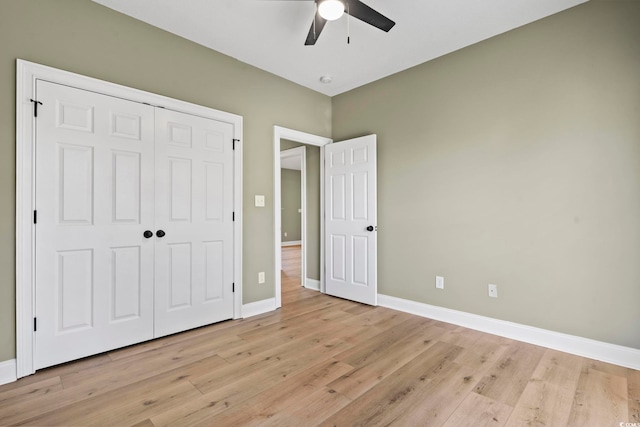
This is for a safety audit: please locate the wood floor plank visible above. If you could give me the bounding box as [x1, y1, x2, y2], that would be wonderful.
[629, 368, 640, 423]
[0, 354, 111, 393]
[152, 334, 353, 427]
[329, 322, 446, 400]
[199, 336, 351, 402]
[441, 326, 511, 358]
[567, 364, 629, 426]
[128, 419, 156, 427]
[217, 311, 353, 365]
[441, 327, 511, 377]
[22, 376, 202, 426]
[339, 305, 416, 331]
[169, 359, 353, 427]
[0, 355, 226, 426]
[345, 303, 376, 316]
[443, 392, 513, 427]
[234, 302, 352, 343]
[3, 355, 225, 426]
[145, 394, 224, 427]
[333, 316, 433, 368]
[61, 331, 241, 390]
[504, 349, 583, 427]
[259, 386, 352, 427]
[0, 376, 62, 410]
[282, 288, 318, 304]
[388, 362, 479, 426]
[319, 340, 469, 426]
[473, 341, 546, 407]
[190, 321, 355, 396]
[277, 293, 347, 318]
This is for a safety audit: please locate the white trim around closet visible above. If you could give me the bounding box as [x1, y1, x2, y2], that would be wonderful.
[15, 59, 243, 379]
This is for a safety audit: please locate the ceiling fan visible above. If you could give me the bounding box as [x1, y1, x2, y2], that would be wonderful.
[289, 0, 396, 45]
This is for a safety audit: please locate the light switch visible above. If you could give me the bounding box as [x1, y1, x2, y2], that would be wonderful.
[255, 195, 265, 207]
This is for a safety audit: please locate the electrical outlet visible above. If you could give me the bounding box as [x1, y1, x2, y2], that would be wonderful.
[435, 276, 444, 290]
[284, 232, 287, 237]
[258, 272, 265, 284]
[488, 284, 498, 298]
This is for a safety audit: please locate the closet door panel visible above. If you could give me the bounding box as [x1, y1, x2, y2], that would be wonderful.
[34, 81, 155, 370]
[154, 109, 235, 337]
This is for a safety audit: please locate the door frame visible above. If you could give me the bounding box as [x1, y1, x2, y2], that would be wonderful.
[273, 126, 331, 308]
[16, 60, 243, 378]
[280, 146, 307, 285]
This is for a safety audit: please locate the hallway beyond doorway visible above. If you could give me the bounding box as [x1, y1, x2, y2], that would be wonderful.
[281, 245, 316, 305]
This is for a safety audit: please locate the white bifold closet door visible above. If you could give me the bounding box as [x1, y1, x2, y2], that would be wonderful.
[34, 80, 234, 370]
[153, 108, 234, 337]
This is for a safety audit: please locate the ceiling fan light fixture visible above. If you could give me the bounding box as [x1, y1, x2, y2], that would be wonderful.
[318, 0, 345, 21]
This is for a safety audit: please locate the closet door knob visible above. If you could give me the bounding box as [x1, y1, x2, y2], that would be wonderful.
[143, 230, 153, 238]
[156, 230, 166, 238]
[366, 225, 375, 232]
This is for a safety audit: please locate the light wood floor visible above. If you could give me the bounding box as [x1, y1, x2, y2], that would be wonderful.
[1, 245, 638, 426]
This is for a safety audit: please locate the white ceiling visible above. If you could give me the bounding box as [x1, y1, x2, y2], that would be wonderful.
[93, 0, 588, 96]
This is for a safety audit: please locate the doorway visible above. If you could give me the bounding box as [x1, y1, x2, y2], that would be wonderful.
[280, 146, 305, 304]
[273, 127, 331, 308]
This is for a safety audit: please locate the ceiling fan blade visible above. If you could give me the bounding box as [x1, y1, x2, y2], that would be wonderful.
[346, 0, 395, 32]
[304, 11, 327, 45]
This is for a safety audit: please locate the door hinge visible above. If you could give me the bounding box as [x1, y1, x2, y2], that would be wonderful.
[232, 283, 235, 293]
[30, 99, 43, 118]
[33, 317, 37, 332]
[33, 210, 37, 224]
[232, 211, 235, 222]
[233, 139, 240, 150]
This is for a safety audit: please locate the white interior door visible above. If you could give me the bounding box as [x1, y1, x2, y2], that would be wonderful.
[153, 108, 235, 337]
[324, 135, 377, 305]
[35, 81, 155, 369]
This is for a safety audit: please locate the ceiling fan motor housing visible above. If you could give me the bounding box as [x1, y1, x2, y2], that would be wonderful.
[305, 0, 395, 45]
[317, 0, 345, 21]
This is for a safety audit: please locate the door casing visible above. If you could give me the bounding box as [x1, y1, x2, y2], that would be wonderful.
[16, 59, 243, 378]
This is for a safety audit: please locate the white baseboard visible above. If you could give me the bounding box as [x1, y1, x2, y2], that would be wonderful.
[242, 298, 277, 318]
[304, 278, 321, 291]
[378, 294, 640, 371]
[281, 241, 302, 247]
[0, 359, 17, 385]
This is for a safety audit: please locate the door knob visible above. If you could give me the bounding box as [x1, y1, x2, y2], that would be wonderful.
[366, 225, 375, 232]
[156, 230, 166, 238]
[143, 230, 153, 238]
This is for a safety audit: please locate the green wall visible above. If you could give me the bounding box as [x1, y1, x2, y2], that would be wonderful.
[281, 169, 302, 242]
[333, 0, 640, 349]
[0, 0, 331, 362]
